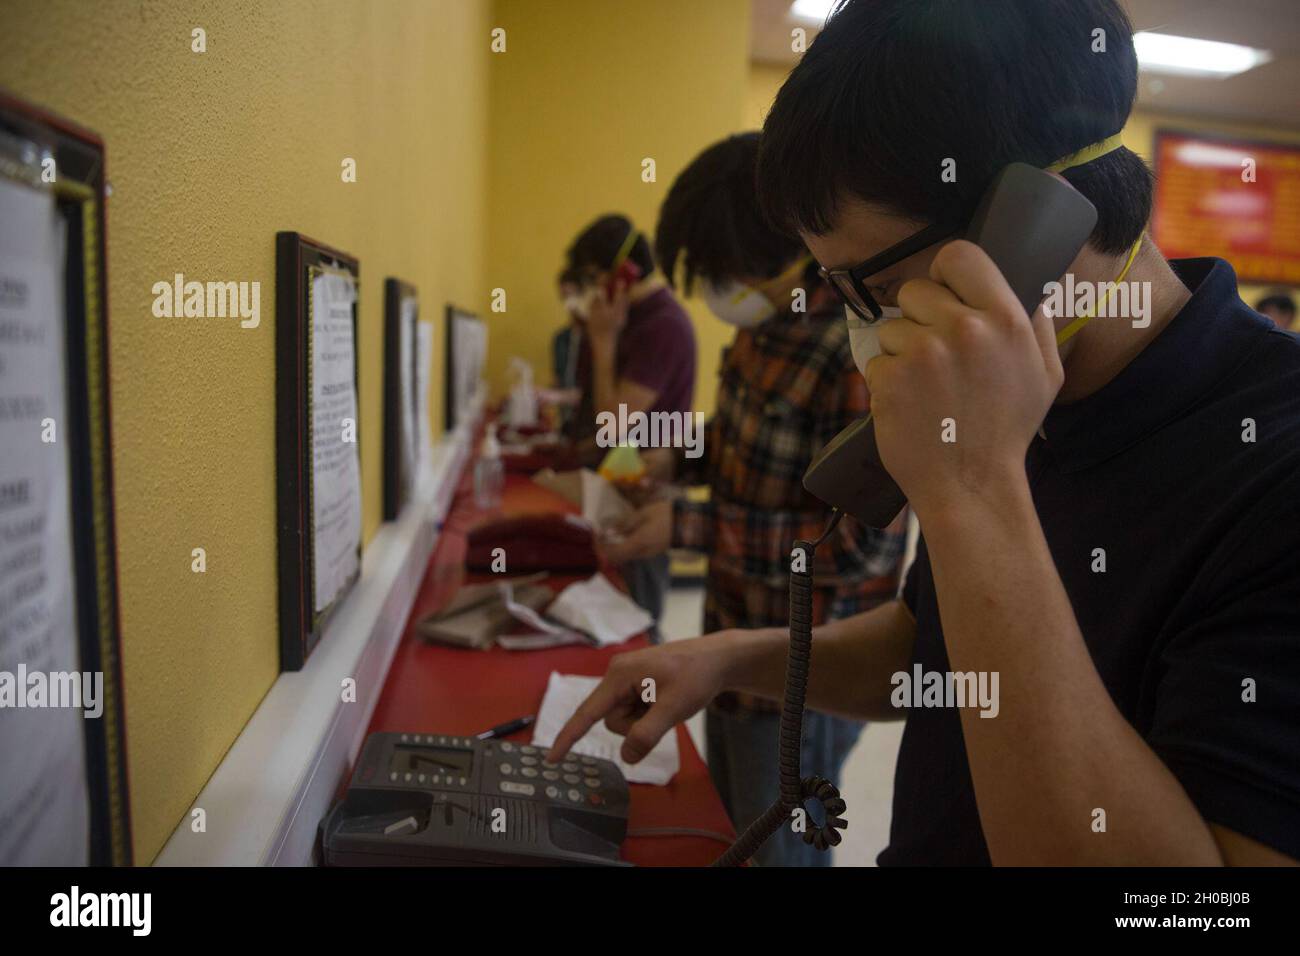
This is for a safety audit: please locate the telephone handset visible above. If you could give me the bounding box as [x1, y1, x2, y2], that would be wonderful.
[802, 162, 1099, 528]
[600, 226, 644, 302]
[604, 257, 643, 299]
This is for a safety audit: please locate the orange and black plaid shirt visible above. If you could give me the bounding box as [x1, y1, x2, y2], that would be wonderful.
[673, 305, 907, 635]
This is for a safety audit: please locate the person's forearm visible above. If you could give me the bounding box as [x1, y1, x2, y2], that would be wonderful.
[719, 600, 915, 720]
[921, 473, 1224, 866]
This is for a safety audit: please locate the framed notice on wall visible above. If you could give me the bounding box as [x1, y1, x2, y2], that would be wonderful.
[275, 232, 362, 671]
[0, 92, 132, 865]
[1152, 130, 1300, 285]
[443, 304, 486, 433]
[383, 278, 419, 520]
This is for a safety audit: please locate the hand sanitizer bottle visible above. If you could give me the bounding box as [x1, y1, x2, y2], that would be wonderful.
[474, 425, 504, 510]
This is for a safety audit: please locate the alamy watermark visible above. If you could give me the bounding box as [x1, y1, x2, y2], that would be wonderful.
[151, 273, 260, 329]
[50, 886, 150, 936]
[1042, 276, 1152, 328]
[891, 664, 999, 718]
[595, 403, 705, 459]
[0, 665, 103, 718]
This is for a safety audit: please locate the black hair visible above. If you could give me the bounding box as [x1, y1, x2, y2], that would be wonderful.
[756, 0, 1153, 255]
[1257, 293, 1297, 316]
[655, 132, 809, 294]
[566, 214, 655, 279]
[557, 266, 582, 287]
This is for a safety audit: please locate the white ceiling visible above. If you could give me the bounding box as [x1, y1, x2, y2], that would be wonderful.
[751, 0, 1300, 129]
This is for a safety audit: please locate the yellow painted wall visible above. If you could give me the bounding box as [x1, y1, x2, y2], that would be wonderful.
[485, 0, 751, 415]
[747, 61, 789, 129]
[0, 0, 491, 862]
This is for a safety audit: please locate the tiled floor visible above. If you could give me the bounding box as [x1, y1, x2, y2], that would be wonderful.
[658, 585, 904, 867]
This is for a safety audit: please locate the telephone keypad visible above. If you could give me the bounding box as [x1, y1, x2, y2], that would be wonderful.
[377, 735, 627, 819]
[483, 740, 627, 815]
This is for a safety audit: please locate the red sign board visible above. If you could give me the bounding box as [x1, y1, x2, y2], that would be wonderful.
[1152, 130, 1300, 285]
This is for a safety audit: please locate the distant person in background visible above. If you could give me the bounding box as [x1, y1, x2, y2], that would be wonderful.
[1256, 292, 1297, 330]
[564, 214, 697, 631]
[552, 268, 584, 389]
[550, 268, 585, 432]
[604, 133, 908, 865]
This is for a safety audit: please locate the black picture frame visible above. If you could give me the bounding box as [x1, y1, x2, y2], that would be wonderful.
[383, 278, 419, 521]
[0, 90, 132, 865]
[274, 232, 362, 671]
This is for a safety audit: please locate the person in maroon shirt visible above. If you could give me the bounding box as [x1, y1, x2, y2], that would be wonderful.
[564, 214, 697, 628]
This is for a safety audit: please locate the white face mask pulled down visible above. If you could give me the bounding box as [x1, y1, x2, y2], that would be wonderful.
[846, 305, 904, 378]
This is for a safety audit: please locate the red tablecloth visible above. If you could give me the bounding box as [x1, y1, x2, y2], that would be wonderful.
[365, 470, 736, 866]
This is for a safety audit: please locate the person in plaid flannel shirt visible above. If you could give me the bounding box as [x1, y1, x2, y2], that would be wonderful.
[603, 133, 907, 865]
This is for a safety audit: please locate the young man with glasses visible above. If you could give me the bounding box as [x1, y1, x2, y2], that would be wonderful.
[549, 0, 1300, 865]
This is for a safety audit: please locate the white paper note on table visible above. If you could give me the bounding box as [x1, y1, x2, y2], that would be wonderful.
[310, 270, 362, 613]
[547, 573, 653, 646]
[495, 580, 587, 651]
[531, 672, 679, 785]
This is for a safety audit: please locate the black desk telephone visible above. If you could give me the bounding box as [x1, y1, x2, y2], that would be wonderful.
[320, 732, 630, 866]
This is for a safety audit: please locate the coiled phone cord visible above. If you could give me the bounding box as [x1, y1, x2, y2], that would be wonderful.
[713, 510, 849, 866]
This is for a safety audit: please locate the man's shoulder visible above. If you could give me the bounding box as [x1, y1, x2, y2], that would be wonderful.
[630, 287, 694, 335]
[1222, 322, 1300, 430]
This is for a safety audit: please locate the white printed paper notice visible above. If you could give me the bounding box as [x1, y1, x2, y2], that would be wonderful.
[0, 175, 90, 865]
[415, 317, 433, 484]
[310, 269, 362, 614]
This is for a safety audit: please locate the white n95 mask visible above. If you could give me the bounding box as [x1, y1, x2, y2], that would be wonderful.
[562, 293, 586, 318]
[846, 305, 903, 378]
[703, 280, 776, 328]
[568, 287, 601, 321]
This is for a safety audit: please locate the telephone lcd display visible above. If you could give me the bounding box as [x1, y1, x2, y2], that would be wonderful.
[389, 746, 474, 776]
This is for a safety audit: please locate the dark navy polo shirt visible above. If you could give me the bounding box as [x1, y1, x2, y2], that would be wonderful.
[881, 258, 1300, 865]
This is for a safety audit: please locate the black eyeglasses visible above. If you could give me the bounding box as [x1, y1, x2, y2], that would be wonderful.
[819, 221, 962, 321]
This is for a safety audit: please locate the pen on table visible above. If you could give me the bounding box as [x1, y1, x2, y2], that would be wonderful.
[477, 715, 536, 739]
